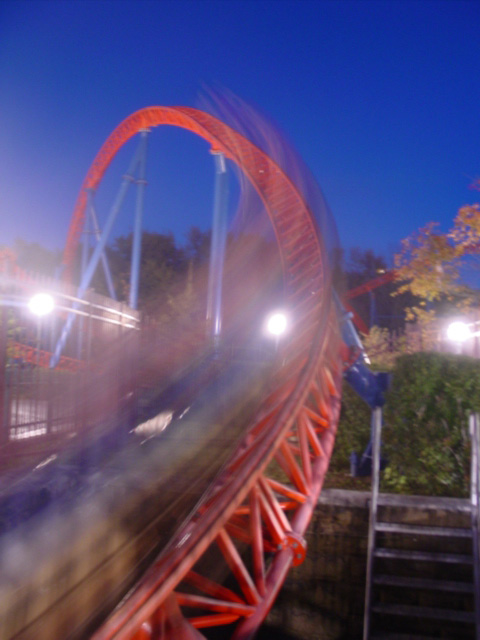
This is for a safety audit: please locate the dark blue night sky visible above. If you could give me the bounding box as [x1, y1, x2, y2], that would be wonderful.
[1, 0, 479, 264]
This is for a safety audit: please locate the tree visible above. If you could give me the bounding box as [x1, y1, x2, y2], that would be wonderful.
[451, 203, 480, 250]
[93, 231, 188, 311]
[13, 239, 61, 277]
[395, 220, 477, 324]
[344, 248, 409, 331]
[450, 203, 480, 280]
[455, 178, 480, 253]
[346, 248, 388, 289]
[184, 226, 211, 266]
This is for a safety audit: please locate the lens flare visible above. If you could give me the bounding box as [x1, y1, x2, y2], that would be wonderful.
[266, 312, 288, 336]
[447, 321, 471, 343]
[28, 293, 55, 316]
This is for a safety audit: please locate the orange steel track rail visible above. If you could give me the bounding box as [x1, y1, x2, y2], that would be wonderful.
[343, 270, 397, 335]
[63, 108, 343, 639]
[345, 270, 396, 301]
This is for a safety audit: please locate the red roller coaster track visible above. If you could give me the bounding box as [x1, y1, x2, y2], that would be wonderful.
[63, 107, 344, 639]
[343, 270, 397, 335]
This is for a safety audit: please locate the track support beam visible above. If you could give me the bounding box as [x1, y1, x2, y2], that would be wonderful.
[206, 151, 228, 341]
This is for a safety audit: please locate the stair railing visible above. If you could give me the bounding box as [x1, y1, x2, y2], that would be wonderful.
[363, 406, 382, 640]
[364, 410, 479, 640]
[469, 412, 480, 640]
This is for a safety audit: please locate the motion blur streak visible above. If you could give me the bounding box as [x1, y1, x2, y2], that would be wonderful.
[0, 93, 344, 640]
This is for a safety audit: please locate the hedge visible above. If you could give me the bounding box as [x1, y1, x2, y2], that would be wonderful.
[333, 352, 480, 497]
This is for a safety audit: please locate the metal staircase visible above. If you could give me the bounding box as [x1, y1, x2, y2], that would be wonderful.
[363, 409, 480, 640]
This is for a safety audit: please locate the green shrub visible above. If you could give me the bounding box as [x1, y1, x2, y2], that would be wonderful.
[382, 352, 480, 497]
[330, 382, 372, 473]
[333, 352, 480, 497]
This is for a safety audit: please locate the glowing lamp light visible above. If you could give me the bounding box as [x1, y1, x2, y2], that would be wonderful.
[28, 293, 55, 317]
[447, 321, 471, 343]
[266, 311, 288, 337]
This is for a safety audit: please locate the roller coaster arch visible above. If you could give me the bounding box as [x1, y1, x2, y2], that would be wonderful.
[62, 107, 344, 640]
[63, 106, 320, 292]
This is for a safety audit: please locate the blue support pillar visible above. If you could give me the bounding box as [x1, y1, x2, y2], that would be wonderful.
[81, 201, 91, 278]
[129, 129, 149, 310]
[87, 188, 117, 301]
[50, 136, 145, 368]
[77, 210, 90, 360]
[335, 291, 389, 476]
[206, 152, 229, 341]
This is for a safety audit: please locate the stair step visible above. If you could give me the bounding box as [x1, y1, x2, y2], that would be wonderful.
[375, 522, 471, 538]
[373, 573, 474, 593]
[371, 635, 440, 640]
[376, 494, 471, 512]
[375, 547, 473, 564]
[372, 602, 476, 623]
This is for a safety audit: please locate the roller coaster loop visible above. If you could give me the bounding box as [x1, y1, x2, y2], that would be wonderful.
[61, 107, 344, 639]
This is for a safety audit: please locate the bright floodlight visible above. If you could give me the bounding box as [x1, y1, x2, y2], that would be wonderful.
[28, 293, 55, 317]
[266, 312, 288, 337]
[447, 321, 471, 343]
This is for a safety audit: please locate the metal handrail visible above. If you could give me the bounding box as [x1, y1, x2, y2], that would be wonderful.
[469, 412, 480, 639]
[363, 410, 479, 640]
[0, 288, 139, 328]
[363, 406, 382, 640]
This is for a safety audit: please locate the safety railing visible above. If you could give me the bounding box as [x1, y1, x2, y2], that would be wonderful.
[3, 366, 86, 442]
[364, 411, 480, 640]
[362, 406, 382, 640]
[0, 335, 140, 463]
[469, 413, 480, 639]
[0, 275, 141, 462]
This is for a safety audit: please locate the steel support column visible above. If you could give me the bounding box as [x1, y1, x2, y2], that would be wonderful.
[51, 135, 145, 368]
[87, 188, 117, 301]
[129, 129, 149, 310]
[206, 152, 228, 340]
[81, 197, 91, 280]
